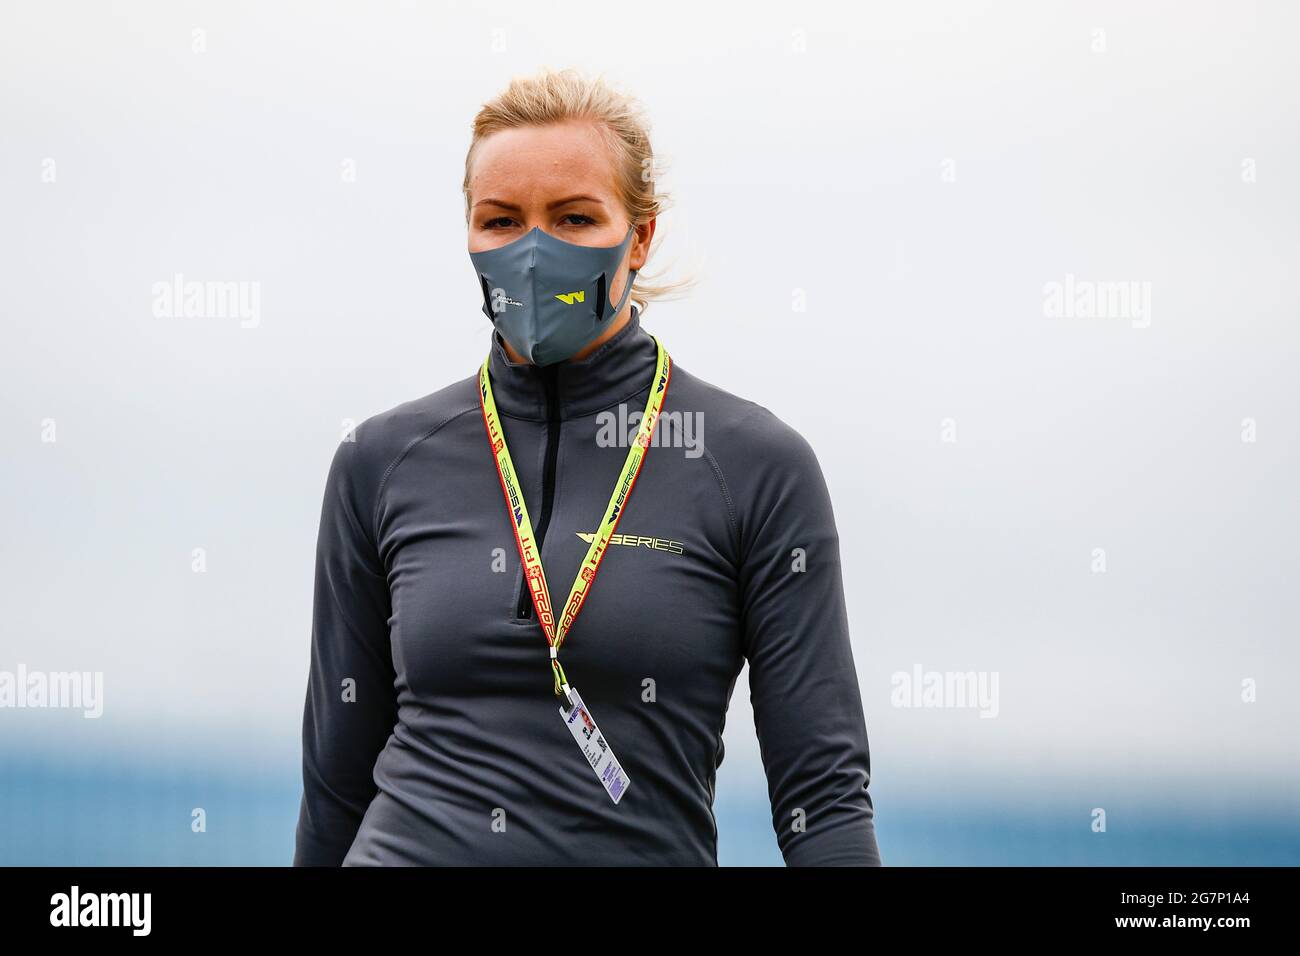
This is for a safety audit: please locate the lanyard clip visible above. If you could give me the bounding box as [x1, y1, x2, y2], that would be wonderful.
[550, 650, 573, 707]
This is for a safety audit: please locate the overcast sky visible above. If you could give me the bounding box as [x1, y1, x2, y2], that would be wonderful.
[2, 1, 1297, 802]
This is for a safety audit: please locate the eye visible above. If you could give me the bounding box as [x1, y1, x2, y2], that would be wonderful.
[483, 216, 516, 229]
[560, 214, 595, 226]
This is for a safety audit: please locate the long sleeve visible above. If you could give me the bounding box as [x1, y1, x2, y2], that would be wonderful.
[732, 409, 881, 866]
[293, 436, 397, 866]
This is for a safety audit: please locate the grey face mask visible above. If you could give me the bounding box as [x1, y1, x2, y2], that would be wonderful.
[469, 225, 638, 366]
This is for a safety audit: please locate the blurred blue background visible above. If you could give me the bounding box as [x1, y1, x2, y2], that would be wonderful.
[3, 726, 1297, 865]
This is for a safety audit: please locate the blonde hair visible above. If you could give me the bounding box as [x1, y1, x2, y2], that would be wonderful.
[463, 68, 693, 315]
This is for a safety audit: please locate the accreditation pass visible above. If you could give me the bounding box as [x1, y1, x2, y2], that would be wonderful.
[558, 686, 630, 804]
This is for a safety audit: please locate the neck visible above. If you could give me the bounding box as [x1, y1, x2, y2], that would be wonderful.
[501, 304, 635, 365]
[487, 303, 654, 422]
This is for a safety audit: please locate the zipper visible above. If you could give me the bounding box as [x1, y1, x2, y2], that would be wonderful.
[516, 365, 561, 620]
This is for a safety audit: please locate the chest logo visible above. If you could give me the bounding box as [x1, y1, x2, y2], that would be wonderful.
[575, 531, 685, 555]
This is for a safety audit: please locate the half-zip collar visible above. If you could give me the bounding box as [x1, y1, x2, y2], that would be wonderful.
[485, 305, 657, 421]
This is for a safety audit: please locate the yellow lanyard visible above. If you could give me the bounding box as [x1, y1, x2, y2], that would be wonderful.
[478, 335, 672, 700]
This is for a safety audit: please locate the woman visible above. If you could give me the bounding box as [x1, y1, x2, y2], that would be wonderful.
[294, 69, 880, 866]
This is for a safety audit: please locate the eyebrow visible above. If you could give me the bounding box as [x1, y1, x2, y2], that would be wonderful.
[473, 194, 607, 212]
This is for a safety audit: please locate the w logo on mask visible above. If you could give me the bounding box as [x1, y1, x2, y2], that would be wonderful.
[554, 290, 586, 305]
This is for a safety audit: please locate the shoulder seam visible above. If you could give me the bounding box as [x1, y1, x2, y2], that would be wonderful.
[701, 443, 740, 563]
[370, 404, 480, 543]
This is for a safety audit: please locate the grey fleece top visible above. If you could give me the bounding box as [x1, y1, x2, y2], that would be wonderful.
[294, 308, 881, 866]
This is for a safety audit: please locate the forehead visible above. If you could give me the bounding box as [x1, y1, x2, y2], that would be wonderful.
[468, 120, 619, 202]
